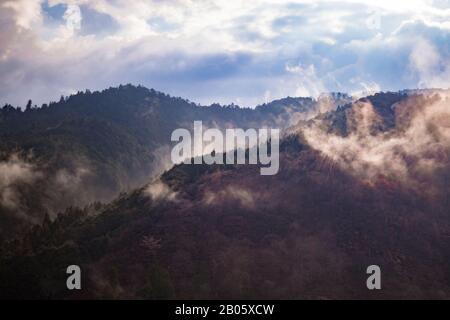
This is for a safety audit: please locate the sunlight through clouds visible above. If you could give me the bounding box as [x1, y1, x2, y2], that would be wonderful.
[0, 0, 449, 107]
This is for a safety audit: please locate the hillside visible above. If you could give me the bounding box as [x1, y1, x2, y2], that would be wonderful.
[0, 85, 350, 239]
[1, 89, 449, 299]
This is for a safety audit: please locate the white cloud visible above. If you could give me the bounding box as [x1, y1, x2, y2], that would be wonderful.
[0, 154, 42, 221]
[2, 0, 44, 30]
[285, 63, 326, 98]
[303, 91, 450, 189]
[63, 4, 82, 34]
[1, 0, 450, 107]
[145, 180, 177, 202]
[409, 38, 450, 88]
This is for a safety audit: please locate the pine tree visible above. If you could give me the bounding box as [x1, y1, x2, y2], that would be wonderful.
[25, 99, 32, 111]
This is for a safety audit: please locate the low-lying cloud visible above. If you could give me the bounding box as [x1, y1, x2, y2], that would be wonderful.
[0, 154, 41, 213]
[203, 186, 256, 209]
[145, 180, 177, 202]
[303, 91, 450, 189]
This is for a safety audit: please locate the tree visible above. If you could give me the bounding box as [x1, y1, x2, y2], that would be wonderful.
[25, 99, 32, 111]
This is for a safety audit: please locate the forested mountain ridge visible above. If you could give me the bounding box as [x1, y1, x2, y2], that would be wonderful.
[1, 88, 449, 299]
[0, 84, 350, 239]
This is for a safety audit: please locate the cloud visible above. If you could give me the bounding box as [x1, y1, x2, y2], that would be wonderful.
[63, 4, 82, 34]
[203, 186, 256, 208]
[1, 1, 450, 107]
[0, 154, 42, 219]
[302, 90, 450, 190]
[285, 63, 326, 98]
[409, 38, 450, 88]
[46, 165, 94, 214]
[2, 0, 43, 30]
[144, 180, 177, 202]
[0, 153, 124, 223]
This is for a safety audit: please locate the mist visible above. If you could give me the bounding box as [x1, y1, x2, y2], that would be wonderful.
[302, 91, 450, 192]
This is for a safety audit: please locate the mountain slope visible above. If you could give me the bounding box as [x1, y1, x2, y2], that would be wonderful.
[0, 85, 350, 239]
[2, 90, 449, 299]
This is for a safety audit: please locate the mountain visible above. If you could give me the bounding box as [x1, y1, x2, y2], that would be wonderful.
[1, 88, 449, 299]
[0, 84, 351, 239]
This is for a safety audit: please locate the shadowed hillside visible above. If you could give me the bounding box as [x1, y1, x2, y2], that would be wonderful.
[1, 89, 449, 299]
[0, 85, 350, 239]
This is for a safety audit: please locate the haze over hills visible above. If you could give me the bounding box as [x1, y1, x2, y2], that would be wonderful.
[3, 0, 450, 303]
[1, 85, 449, 299]
[0, 84, 351, 239]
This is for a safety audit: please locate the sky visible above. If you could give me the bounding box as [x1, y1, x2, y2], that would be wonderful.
[1, 0, 450, 108]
